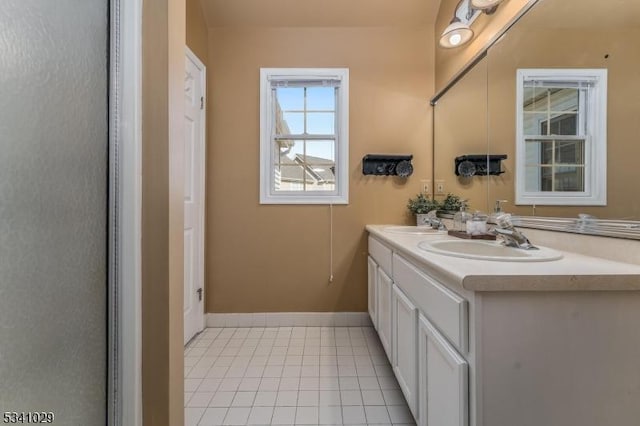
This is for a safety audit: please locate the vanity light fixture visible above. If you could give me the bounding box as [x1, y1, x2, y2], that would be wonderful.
[440, 17, 474, 49]
[471, 0, 505, 13]
[439, 0, 505, 49]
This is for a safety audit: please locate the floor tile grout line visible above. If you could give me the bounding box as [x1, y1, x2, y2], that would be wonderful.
[185, 326, 413, 426]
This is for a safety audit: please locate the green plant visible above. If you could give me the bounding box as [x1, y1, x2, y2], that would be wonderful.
[407, 193, 440, 215]
[440, 193, 464, 211]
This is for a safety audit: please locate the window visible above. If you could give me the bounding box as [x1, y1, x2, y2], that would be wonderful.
[516, 69, 607, 206]
[260, 68, 349, 204]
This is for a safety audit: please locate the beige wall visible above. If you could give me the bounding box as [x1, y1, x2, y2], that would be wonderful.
[206, 26, 434, 313]
[186, 0, 208, 63]
[142, 0, 185, 424]
[433, 56, 489, 212]
[435, 0, 534, 92]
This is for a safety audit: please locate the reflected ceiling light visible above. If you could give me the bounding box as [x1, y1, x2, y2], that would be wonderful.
[439, 17, 474, 49]
[439, 0, 505, 49]
[471, 0, 505, 12]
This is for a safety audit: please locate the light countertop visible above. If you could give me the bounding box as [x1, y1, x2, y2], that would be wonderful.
[366, 225, 640, 292]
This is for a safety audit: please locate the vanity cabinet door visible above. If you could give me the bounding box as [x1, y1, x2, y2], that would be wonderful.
[368, 256, 378, 329]
[418, 314, 468, 426]
[392, 284, 419, 419]
[377, 267, 393, 362]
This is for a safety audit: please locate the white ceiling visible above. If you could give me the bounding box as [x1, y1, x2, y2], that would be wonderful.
[199, 0, 441, 28]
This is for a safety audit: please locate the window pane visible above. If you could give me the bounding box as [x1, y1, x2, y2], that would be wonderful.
[542, 113, 578, 136]
[274, 138, 295, 160]
[306, 112, 335, 135]
[525, 166, 543, 192]
[522, 86, 548, 112]
[275, 140, 304, 165]
[312, 182, 335, 191]
[549, 88, 578, 112]
[274, 164, 335, 192]
[540, 166, 553, 191]
[276, 87, 304, 111]
[304, 143, 335, 185]
[281, 112, 304, 134]
[306, 87, 335, 111]
[283, 139, 306, 160]
[523, 112, 549, 135]
[554, 166, 585, 192]
[525, 140, 553, 165]
[555, 140, 584, 164]
[526, 166, 553, 192]
[305, 140, 335, 162]
[274, 165, 306, 191]
[306, 164, 335, 188]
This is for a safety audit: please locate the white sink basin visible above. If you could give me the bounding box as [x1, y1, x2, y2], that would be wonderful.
[418, 239, 563, 262]
[383, 226, 445, 235]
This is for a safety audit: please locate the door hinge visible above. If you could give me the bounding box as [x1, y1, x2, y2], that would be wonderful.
[200, 96, 204, 110]
[197, 288, 203, 301]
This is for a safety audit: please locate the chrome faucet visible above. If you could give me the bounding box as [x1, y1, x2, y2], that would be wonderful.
[493, 213, 538, 250]
[427, 210, 448, 231]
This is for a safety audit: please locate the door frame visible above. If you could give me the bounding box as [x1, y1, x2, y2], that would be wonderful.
[109, 0, 143, 425]
[184, 46, 207, 341]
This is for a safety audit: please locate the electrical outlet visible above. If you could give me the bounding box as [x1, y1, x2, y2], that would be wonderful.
[435, 179, 446, 195]
[420, 179, 431, 194]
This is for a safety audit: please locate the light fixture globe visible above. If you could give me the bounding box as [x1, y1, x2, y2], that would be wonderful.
[471, 0, 505, 10]
[439, 19, 474, 49]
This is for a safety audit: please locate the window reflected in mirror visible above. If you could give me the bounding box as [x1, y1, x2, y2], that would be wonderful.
[516, 69, 606, 206]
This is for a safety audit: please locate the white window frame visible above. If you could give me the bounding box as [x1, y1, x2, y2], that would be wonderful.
[515, 68, 607, 206]
[260, 68, 349, 204]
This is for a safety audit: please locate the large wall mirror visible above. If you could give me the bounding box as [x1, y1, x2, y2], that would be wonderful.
[433, 0, 640, 234]
[434, 56, 488, 212]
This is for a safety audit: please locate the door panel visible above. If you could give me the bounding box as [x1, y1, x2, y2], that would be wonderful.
[368, 256, 378, 328]
[419, 315, 469, 426]
[0, 0, 108, 422]
[184, 229, 195, 313]
[377, 267, 393, 362]
[184, 50, 205, 344]
[392, 284, 418, 419]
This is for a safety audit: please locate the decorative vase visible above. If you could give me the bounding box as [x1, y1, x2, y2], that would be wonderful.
[416, 214, 430, 227]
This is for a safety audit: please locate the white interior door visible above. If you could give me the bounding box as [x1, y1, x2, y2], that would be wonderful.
[184, 47, 206, 345]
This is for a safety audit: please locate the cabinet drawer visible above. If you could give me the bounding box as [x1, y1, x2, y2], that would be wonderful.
[393, 254, 468, 353]
[368, 236, 392, 276]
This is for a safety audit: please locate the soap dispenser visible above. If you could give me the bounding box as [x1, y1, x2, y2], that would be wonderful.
[453, 200, 471, 232]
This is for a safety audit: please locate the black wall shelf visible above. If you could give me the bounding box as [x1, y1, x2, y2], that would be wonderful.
[455, 154, 507, 176]
[362, 154, 414, 177]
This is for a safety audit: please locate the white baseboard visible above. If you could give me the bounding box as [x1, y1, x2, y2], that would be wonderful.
[206, 312, 373, 328]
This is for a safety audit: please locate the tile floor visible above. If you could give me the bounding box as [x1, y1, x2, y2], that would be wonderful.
[184, 327, 415, 426]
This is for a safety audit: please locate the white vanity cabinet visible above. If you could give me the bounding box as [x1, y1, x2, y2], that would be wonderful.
[391, 284, 419, 418]
[367, 236, 394, 355]
[368, 229, 640, 426]
[419, 314, 469, 426]
[367, 256, 378, 327]
[376, 267, 393, 360]
[368, 234, 470, 426]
